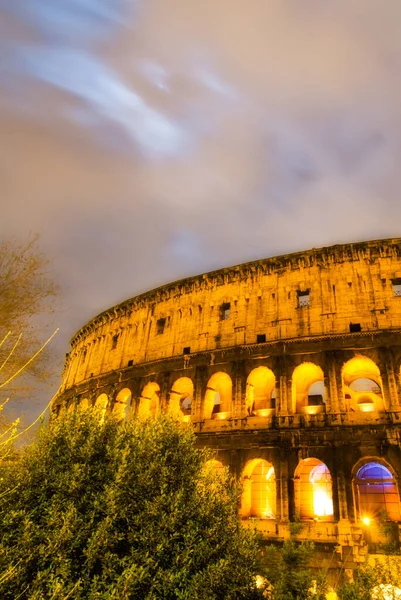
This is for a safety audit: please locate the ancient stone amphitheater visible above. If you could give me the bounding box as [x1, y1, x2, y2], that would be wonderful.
[55, 238, 401, 570]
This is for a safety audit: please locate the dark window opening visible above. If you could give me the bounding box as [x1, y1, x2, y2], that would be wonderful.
[183, 346, 191, 355]
[256, 334, 266, 344]
[271, 397, 276, 409]
[220, 302, 231, 320]
[308, 394, 324, 406]
[82, 349, 87, 362]
[111, 334, 119, 350]
[349, 323, 362, 333]
[156, 318, 166, 335]
[297, 289, 310, 308]
[127, 359, 134, 367]
[391, 278, 401, 297]
[215, 334, 222, 342]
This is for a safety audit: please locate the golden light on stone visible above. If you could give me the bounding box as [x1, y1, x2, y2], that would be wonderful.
[54, 240, 401, 574]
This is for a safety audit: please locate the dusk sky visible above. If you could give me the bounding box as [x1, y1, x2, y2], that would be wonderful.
[2, 1, 401, 419]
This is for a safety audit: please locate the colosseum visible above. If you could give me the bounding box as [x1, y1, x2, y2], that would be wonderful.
[54, 238, 401, 572]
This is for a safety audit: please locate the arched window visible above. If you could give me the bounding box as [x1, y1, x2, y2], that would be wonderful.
[138, 382, 160, 418]
[292, 363, 326, 414]
[294, 458, 334, 521]
[354, 462, 401, 522]
[241, 459, 276, 519]
[79, 398, 90, 410]
[246, 367, 276, 416]
[113, 388, 132, 421]
[94, 393, 108, 424]
[169, 377, 194, 421]
[203, 372, 232, 420]
[203, 459, 225, 478]
[342, 356, 384, 412]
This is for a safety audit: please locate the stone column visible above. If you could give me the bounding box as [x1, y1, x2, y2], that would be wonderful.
[335, 450, 349, 521]
[232, 360, 246, 418]
[327, 352, 345, 414]
[379, 347, 400, 411]
[193, 366, 207, 419]
[159, 374, 170, 413]
[275, 357, 291, 415]
[279, 452, 290, 521]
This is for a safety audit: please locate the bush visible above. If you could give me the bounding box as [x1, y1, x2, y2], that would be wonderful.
[0, 413, 262, 599]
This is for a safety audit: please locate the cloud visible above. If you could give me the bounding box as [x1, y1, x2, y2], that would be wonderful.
[2, 0, 401, 422]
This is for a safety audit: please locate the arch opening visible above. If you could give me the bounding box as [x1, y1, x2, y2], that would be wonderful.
[292, 363, 326, 414]
[169, 377, 194, 421]
[203, 459, 225, 478]
[342, 356, 384, 412]
[139, 382, 160, 418]
[241, 459, 276, 519]
[94, 393, 108, 424]
[113, 388, 132, 421]
[203, 372, 232, 420]
[354, 461, 401, 522]
[294, 458, 334, 521]
[246, 367, 276, 416]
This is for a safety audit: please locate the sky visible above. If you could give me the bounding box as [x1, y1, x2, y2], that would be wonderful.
[1, 0, 401, 420]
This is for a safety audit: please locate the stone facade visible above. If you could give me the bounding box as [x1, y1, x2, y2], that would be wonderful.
[54, 238, 401, 571]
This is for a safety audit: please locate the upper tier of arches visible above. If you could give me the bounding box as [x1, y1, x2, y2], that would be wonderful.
[61, 239, 401, 391]
[58, 352, 401, 424]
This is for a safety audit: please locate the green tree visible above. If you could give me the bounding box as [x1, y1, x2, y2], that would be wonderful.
[261, 539, 322, 600]
[0, 413, 262, 599]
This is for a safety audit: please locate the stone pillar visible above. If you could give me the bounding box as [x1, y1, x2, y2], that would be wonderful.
[232, 360, 246, 418]
[379, 347, 400, 411]
[335, 451, 349, 522]
[193, 366, 207, 419]
[279, 452, 290, 521]
[275, 357, 291, 415]
[327, 352, 345, 414]
[159, 374, 170, 413]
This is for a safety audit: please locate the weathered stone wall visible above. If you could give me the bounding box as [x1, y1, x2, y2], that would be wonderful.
[61, 238, 401, 390]
[55, 239, 401, 564]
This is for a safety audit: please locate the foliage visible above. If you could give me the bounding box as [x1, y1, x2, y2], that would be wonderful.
[0, 236, 59, 404]
[260, 539, 325, 600]
[337, 558, 401, 600]
[0, 413, 262, 599]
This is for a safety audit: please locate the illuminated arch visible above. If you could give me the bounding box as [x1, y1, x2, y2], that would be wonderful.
[94, 393, 108, 424]
[353, 460, 401, 522]
[113, 388, 132, 421]
[79, 398, 90, 410]
[292, 363, 326, 414]
[138, 382, 160, 418]
[203, 459, 225, 478]
[294, 458, 334, 521]
[203, 372, 232, 420]
[169, 377, 194, 422]
[241, 459, 276, 519]
[342, 356, 384, 412]
[246, 367, 276, 416]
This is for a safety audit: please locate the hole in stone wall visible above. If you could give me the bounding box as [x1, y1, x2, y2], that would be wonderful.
[297, 290, 310, 308]
[256, 334, 266, 344]
[156, 318, 166, 335]
[349, 323, 362, 333]
[220, 302, 231, 320]
[391, 278, 401, 297]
